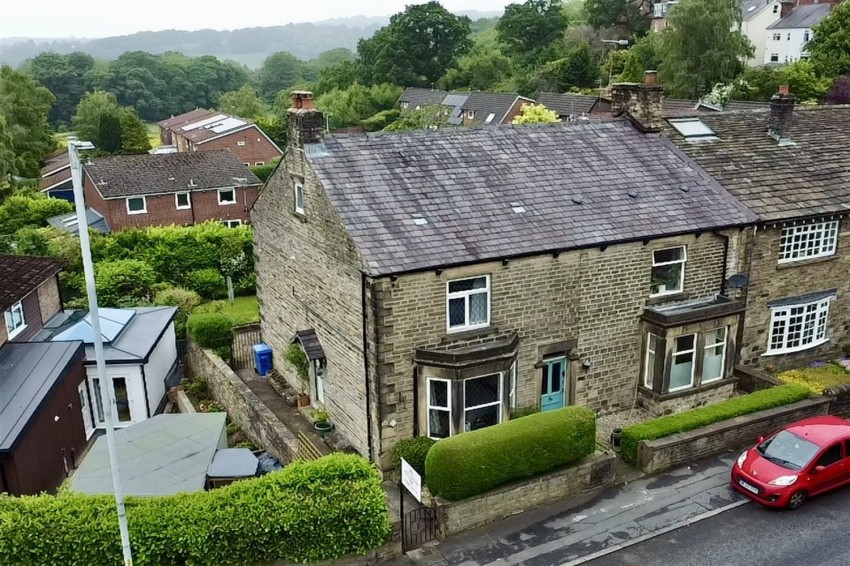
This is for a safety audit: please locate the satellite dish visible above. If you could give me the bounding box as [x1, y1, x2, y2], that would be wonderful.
[727, 273, 750, 289]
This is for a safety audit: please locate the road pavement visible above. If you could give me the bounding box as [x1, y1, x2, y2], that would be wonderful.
[589, 484, 850, 566]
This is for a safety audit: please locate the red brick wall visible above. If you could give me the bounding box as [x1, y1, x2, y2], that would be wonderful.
[84, 174, 259, 230]
[1, 347, 88, 496]
[503, 98, 533, 124]
[194, 126, 282, 165]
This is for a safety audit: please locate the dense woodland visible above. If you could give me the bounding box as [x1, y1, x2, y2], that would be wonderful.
[2, 0, 850, 185]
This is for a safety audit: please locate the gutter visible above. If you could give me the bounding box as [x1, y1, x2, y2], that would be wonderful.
[360, 272, 375, 463]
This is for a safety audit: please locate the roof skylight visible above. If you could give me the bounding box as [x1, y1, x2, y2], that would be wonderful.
[412, 214, 428, 226]
[669, 118, 718, 141]
[510, 202, 526, 213]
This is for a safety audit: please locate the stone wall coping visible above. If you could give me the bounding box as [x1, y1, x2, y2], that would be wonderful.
[733, 364, 782, 386]
[640, 396, 832, 451]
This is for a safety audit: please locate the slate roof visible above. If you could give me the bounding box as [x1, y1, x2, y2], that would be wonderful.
[40, 152, 70, 177]
[0, 341, 84, 452]
[535, 92, 770, 119]
[307, 122, 759, 276]
[461, 92, 532, 125]
[84, 150, 261, 198]
[294, 329, 325, 361]
[398, 88, 449, 109]
[537, 92, 600, 117]
[47, 207, 110, 235]
[662, 105, 850, 221]
[767, 3, 831, 28]
[157, 108, 216, 130]
[662, 98, 771, 116]
[0, 255, 64, 312]
[39, 167, 72, 191]
[741, 0, 774, 21]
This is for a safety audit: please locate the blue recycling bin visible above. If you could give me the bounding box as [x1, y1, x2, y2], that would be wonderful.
[252, 343, 273, 377]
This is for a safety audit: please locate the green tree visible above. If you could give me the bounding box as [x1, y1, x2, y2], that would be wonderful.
[0, 193, 73, 235]
[73, 90, 121, 144]
[256, 52, 307, 102]
[658, 0, 754, 99]
[535, 43, 602, 91]
[97, 112, 123, 153]
[217, 85, 268, 119]
[119, 108, 152, 154]
[619, 33, 662, 82]
[22, 52, 96, 126]
[0, 66, 56, 179]
[95, 258, 157, 307]
[314, 60, 361, 95]
[826, 75, 850, 104]
[496, 0, 569, 68]
[310, 48, 356, 70]
[255, 115, 286, 147]
[358, 2, 472, 87]
[441, 33, 515, 91]
[585, 0, 652, 35]
[384, 103, 449, 131]
[317, 84, 374, 128]
[512, 104, 562, 123]
[0, 115, 16, 185]
[807, 2, 850, 78]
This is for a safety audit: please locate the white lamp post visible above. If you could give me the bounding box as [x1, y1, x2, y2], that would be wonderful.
[68, 140, 134, 566]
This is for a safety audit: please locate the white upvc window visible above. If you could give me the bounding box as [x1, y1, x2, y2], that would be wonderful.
[294, 182, 305, 214]
[767, 298, 831, 354]
[701, 327, 727, 383]
[669, 334, 696, 392]
[126, 196, 147, 214]
[218, 188, 237, 205]
[237, 141, 246, 146]
[221, 219, 242, 228]
[446, 275, 490, 332]
[4, 300, 26, 339]
[427, 378, 451, 439]
[778, 221, 839, 263]
[508, 360, 517, 410]
[644, 333, 661, 388]
[463, 373, 501, 432]
[254, 161, 265, 166]
[650, 246, 687, 296]
[467, 110, 475, 119]
[175, 191, 191, 210]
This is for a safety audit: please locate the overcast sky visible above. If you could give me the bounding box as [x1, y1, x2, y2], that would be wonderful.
[0, 0, 508, 39]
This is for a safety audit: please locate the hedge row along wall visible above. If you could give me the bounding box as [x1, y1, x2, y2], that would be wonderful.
[425, 406, 596, 501]
[621, 384, 811, 465]
[0, 454, 390, 565]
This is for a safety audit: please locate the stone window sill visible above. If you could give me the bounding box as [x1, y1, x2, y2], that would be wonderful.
[776, 255, 839, 270]
[761, 338, 830, 357]
[640, 376, 738, 402]
[440, 325, 497, 344]
[645, 291, 691, 307]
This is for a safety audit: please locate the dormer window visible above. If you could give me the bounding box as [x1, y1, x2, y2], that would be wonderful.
[4, 301, 26, 339]
[467, 110, 475, 119]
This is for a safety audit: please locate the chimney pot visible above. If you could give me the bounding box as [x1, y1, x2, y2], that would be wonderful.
[287, 90, 323, 148]
[290, 90, 315, 111]
[644, 70, 658, 86]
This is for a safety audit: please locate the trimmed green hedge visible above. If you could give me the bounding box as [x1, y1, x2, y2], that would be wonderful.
[0, 454, 390, 565]
[392, 437, 436, 476]
[187, 313, 234, 347]
[425, 406, 596, 501]
[620, 384, 812, 465]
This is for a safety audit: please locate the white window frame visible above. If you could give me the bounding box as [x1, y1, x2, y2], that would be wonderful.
[401, 101, 409, 109]
[126, 196, 147, 215]
[778, 220, 839, 263]
[463, 373, 502, 432]
[237, 141, 246, 146]
[508, 361, 517, 410]
[244, 162, 251, 167]
[767, 298, 831, 355]
[644, 333, 660, 388]
[294, 182, 305, 214]
[218, 188, 237, 205]
[4, 300, 26, 339]
[175, 191, 191, 210]
[254, 161, 265, 166]
[427, 377, 452, 439]
[773, 33, 781, 41]
[446, 275, 491, 333]
[467, 110, 475, 119]
[650, 246, 687, 297]
[701, 327, 727, 383]
[669, 334, 696, 392]
[221, 219, 242, 228]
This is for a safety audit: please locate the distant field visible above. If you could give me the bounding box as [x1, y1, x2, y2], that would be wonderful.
[52, 124, 161, 151]
[53, 131, 73, 148]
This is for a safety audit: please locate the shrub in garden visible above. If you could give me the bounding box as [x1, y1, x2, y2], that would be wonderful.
[620, 384, 811, 465]
[186, 268, 227, 300]
[425, 406, 596, 501]
[153, 286, 202, 338]
[94, 258, 157, 307]
[0, 453, 391, 565]
[777, 364, 850, 394]
[392, 437, 436, 476]
[187, 313, 234, 348]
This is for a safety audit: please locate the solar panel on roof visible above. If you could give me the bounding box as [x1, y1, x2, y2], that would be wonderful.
[181, 114, 228, 131]
[210, 118, 247, 133]
[52, 308, 136, 344]
[668, 118, 718, 140]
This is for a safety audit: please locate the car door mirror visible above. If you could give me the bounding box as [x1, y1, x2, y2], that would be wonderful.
[814, 465, 826, 474]
[757, 436, 764, 444]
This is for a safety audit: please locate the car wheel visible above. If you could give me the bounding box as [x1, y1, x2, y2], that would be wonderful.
[787, 491, 807, 510]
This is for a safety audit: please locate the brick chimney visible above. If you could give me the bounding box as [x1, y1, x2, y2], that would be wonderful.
[779, 0, 793, 19]
[768, 84, 795, 145]
[610, 71, 664, 133]
[287, 90, 324, 148]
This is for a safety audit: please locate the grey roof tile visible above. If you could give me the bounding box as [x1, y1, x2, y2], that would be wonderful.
[461, 92, 532, 125]
[398, 88, 449, 108]
[767, 4, 831, 28]
[309, 122, 758, 276]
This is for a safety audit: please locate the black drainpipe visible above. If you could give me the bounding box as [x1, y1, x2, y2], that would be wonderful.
[714, 231, 730, 296]
[140, 365, 152, 419]
[360, 272, 375, 463]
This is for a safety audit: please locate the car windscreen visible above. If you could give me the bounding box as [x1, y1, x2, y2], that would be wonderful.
[757, 430, 821, 471]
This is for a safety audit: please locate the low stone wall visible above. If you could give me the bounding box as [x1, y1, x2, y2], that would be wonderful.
[826, 383, 850, 418]
[188, 339, 298, 463]
[635, 397, 832, 474]
[734, 365, 782, 393]
[428, 451, 615, 537]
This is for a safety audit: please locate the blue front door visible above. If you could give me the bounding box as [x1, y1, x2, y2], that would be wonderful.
[541, 357, 566, 412]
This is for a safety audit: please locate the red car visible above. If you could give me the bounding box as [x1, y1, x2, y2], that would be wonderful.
[731, 415, 850, 510]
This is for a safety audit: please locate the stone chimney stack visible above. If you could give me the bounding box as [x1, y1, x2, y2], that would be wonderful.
[610, 70, 664, 133]
[287, 90, 324, 148]
[768, 84, 795, 144]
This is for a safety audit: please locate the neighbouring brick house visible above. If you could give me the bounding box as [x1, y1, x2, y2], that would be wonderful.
[157, 109, 282, 166]
[1, 255, 64, 343]
[39, 151, 73, 200]
[82, 150, 261, 230]
[252, 88, 758, 470]
[397, 88, 536, 126]
[664, 91, 850, 372]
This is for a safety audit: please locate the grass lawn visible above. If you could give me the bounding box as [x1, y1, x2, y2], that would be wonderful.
[193, 295, 259, 326]
[777, 362, 850, 394]
[53, 131, 74, 148]
[145, 122, 161, 148]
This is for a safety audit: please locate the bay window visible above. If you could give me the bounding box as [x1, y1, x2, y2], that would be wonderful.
[702, 328, 727, 382]
[768, 297, 831, 354]
[670, 335, 696, 391]
[427, 378, 451, 439]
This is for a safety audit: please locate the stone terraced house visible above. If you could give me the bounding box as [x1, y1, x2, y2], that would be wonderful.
[664, 96, 850, 372]
[252, 87, 761, 469]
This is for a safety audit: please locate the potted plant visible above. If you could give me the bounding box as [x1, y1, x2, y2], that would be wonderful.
[312, 409, 334, 437]
[284, 343, 310, 407]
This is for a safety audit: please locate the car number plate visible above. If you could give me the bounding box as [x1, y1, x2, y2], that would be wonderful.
[739, 479, 759, 494]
